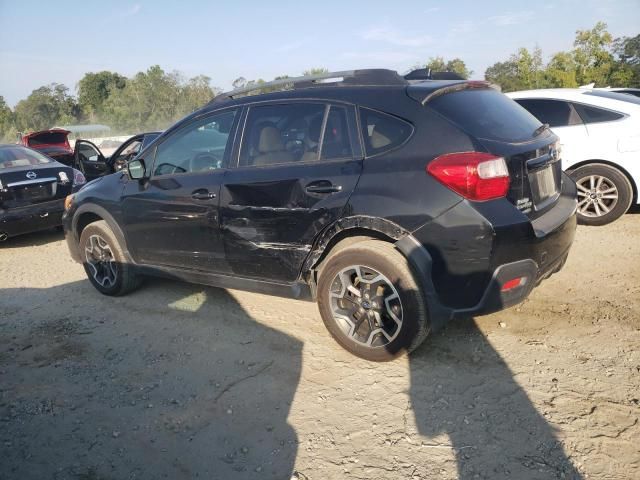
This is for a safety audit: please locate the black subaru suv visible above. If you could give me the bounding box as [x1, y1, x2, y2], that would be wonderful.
[63, 69, 577, 361]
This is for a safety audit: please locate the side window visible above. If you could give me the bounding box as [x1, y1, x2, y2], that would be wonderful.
[78, 143, 101, 162]
[321, 106, 353, 160]
[113, 139, 142, 166]
[515, 99, 582, 128]
[572, 103, 625, 124]
[153, 109, 236, 176]
[359, 108, 412, 156]
[240, 103, 326, 167]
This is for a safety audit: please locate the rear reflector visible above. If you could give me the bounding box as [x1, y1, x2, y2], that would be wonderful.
[501, 276, 527, 292]
[427, 152, 510, 201]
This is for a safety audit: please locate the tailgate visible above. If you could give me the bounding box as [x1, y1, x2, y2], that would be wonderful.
[478, 137, 562, 219]
[426, 87, 562, 219]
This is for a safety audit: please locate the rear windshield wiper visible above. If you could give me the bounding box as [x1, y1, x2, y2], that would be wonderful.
[533, 123, 549, 137]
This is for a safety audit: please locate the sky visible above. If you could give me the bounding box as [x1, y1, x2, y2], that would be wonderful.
[1, 0, 639, 107]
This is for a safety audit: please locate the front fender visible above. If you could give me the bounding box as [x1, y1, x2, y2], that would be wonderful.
[71, 203, 134, 264]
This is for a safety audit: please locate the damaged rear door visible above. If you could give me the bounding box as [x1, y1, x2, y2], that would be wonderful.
[220, 101, 363, 282]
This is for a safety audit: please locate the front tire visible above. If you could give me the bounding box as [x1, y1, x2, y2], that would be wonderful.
[79, 220, 140, 296]
[569, 164, 633, 226]
[317, 240, 429, 361]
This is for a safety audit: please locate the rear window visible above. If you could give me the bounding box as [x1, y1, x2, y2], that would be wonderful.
[430, 89, 542, 142]
[0, 146, 53, 169]
[27, 131, 68, 147]
[359, 108, 413, 156]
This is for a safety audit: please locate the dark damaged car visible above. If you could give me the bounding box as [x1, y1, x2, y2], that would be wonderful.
[63, 69, 578, 361]
[0, 145, 86, 241]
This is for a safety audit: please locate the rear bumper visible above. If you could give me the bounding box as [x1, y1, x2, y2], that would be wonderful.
[397, 174, 577, 328]
[0, 199, 65, 238]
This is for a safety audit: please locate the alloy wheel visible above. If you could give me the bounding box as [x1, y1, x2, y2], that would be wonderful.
[328, 265, 403, 348]
[576, 175, 618, 218]
[85, 234, 118, 288]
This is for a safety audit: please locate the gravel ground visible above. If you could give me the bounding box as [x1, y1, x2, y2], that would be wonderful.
[1, 214, 639, 480]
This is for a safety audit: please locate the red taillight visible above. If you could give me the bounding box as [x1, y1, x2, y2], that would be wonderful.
[427, 152, 510, 201]
[501, 276, 527, 292]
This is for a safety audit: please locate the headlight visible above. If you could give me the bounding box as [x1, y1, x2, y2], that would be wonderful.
[64, 194, 75, 211]
[73, 168, 86, 185]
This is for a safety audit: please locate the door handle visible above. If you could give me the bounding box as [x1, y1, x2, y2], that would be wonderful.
[192, 190, 216, 200]
[305, 182, 343, 194]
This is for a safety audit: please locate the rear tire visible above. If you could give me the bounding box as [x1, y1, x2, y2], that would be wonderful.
[569, 164, 633, 226]
[79, 220, 140, 296]
[317, 240, 429, 361]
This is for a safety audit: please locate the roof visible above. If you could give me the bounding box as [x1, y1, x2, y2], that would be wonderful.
[505, 88, 640, 114]
[209, 68, 479, 108]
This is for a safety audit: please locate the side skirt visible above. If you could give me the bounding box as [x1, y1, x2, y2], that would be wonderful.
[135, 263, 313, 301]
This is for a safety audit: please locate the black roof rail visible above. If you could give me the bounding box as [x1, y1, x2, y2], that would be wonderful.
[211, 69, 407, 103]
[404, 68, 466, 81]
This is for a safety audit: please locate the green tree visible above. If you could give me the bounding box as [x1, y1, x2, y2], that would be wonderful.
[14, 83, 79, 131]
[77, 71, 126, 121]
[543, 52, 578, 88]
[102, 66, 182, 131]
[101, 66, 219, 131]
[514, 47, 544, 89]
[177, 75, 216, 115]
[485, 59, 522, 92]
[612, 34, 640, 87]
[302, 68, 329, 76]
[413, 57, 472, 79]
[485, 47, 544, 91]
[572, 21, 615, 86]
[0, 96, 16, 141]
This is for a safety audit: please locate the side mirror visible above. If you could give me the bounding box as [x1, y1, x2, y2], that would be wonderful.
[128, 158, 146, 180]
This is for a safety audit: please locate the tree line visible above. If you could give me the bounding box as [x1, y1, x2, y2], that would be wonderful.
[1, 22, 637, 142]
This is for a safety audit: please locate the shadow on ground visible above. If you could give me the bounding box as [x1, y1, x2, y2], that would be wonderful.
[0, 278, 302, 480]
[1, 276, 581, 479]
[0, 228, 64, 249]
[409, 319, 581, 479]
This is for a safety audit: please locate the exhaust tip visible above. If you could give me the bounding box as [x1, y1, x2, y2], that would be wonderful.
[0, 232, 8, 242]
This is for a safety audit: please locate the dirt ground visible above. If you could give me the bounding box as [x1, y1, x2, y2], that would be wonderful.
[1, 214, 639, 480]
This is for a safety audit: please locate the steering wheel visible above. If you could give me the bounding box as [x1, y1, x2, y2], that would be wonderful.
[190, 152, 221, 172]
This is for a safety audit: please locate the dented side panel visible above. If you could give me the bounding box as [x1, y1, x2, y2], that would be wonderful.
[219, 159, 363, 282]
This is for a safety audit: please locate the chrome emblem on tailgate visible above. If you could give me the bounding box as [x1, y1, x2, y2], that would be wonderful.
[26, 171, 37, 179]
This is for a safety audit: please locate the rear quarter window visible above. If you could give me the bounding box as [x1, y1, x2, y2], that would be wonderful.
[359, 108, 413, 156]
[430, 89, 542, 143]
[572, 103, 625, 124]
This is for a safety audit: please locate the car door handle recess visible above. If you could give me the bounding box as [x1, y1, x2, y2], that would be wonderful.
[305, 183, 342, 194]
[192, 191, 216, 200]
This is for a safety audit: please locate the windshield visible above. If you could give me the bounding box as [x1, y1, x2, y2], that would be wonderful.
[0, 146, 53, 169]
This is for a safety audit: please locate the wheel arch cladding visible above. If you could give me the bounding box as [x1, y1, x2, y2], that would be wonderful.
[300, 216, 408, 280]
[73, 204, 131, 260]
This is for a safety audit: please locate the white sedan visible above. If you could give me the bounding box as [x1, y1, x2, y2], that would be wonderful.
[507, 88, 640, 225]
